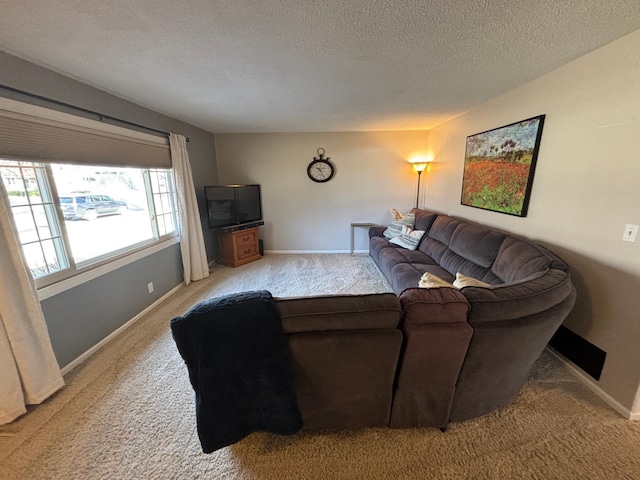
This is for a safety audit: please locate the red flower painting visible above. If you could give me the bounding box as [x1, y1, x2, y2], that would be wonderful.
[461, 115, 545, 217]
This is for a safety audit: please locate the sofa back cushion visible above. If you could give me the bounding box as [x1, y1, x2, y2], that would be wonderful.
[412, 208, 438, 233]
[418, 216, 459, 263]
[419, 216, 505, 282]
[491, 236, 560, 283]
[449, 223, 504, 268]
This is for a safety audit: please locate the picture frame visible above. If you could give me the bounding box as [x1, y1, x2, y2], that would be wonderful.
[460, 115, 545, 217]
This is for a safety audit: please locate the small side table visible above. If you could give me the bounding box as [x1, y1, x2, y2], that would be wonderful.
[350, 222, 375, 255]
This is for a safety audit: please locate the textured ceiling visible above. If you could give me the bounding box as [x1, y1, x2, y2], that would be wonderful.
[1, 1, 640, 133]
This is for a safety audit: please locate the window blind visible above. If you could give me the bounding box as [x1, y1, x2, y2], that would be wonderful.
[0, 97, 171, 168]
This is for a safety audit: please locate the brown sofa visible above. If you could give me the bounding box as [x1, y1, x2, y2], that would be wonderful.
[273, 208, 576, 431]
[173, 208, 576, 440]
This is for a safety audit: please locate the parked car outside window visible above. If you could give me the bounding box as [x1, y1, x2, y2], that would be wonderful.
[59, 194, 128, 221]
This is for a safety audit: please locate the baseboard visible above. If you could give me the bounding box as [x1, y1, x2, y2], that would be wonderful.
[60, 282, 184, 376]
[547, 347, 638, 420]
[265, 250, 351, 254]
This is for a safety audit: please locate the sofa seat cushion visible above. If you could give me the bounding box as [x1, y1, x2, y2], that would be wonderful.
[396, 248, 439, 264]
[390, 263, 454, 295]
[379, 245, 412, 274]
[370, 235, 394, 264]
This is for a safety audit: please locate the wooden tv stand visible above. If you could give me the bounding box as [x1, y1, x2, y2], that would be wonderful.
[218, 226, 262, 267]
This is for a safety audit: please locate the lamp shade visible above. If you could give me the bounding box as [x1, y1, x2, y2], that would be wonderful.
[412, 162, 428, 173]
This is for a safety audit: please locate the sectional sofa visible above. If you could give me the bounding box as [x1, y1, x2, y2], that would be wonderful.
[174, 208, 576, 440]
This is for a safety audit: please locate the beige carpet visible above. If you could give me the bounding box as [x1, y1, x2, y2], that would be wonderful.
[2, 254, 639, 479]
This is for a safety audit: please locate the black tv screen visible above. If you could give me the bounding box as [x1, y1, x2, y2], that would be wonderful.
[204, 184, 262, 229]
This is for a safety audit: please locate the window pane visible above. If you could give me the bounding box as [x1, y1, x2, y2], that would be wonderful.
[159, 193, 169, 212]
[41, 238, 64, 274]
[21, 242, 47, 277]
[51, 164, 155, 264]
[32, 204, 53, 240]
[150, 168, 177, 238]
[149, 170, 160, 193]
[12, 205, 39, 243]
[1, 160, 70, 279]
[159, 214, 175, 236]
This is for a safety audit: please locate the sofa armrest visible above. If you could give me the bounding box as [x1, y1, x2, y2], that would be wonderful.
[276, 293, 402, 333]
[369, 225, 387, 239]
[460, 269, 574, 322]
[399, 287, 470, 325]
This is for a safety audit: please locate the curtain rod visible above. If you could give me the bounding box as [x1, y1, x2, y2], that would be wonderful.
[0, 85, 189, 142]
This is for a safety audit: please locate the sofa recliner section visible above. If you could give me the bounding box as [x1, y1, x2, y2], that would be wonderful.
[390, 287, 472, 429]
[276, 293, 404, 430]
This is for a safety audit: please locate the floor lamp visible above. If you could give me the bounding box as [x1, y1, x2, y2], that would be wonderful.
[412, 162, 428, 208]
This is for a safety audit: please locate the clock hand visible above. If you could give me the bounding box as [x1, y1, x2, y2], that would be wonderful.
[315, 165, 325, 178]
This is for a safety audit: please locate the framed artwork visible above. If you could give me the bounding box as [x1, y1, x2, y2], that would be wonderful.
[460, 115, 545, 217]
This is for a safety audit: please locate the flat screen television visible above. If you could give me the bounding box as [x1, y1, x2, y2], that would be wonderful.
[204, 184, 263, 229]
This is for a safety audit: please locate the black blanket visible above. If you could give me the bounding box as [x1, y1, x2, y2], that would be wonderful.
[170, 290, 302, 453]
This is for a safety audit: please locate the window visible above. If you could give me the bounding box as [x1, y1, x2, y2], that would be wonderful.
[1, 159, 178, 287]
[1, 160, 69, 278]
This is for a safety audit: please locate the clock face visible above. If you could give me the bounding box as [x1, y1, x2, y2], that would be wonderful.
[307, 160, 335, 183]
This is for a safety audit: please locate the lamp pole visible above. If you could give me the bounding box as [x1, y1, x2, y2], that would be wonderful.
[412, 162, 427, 208]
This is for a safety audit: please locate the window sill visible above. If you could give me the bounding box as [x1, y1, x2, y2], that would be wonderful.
[37, 235, 180, 301]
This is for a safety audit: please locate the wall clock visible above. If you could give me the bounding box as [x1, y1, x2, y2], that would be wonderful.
[307, 147, 335, 183]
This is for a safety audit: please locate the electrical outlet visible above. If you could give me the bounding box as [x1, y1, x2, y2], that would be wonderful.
[622, 224, 638, 243]
[147, 282, 154, 293]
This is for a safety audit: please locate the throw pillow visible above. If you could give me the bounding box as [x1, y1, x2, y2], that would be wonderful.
[452, 272, 492, 289]
[383, 209, 416, 239]
[418, 272, 455, 289]
[389, 225, 425, 250]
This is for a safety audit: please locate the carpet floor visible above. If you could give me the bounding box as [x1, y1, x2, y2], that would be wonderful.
[1, 254, 639, 479]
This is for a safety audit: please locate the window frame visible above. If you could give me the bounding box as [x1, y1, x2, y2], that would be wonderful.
[1, 158, 179, 291]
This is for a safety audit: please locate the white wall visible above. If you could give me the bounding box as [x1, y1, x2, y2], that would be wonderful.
[215, 131, 428, 252]
[426, 30, 640, 413]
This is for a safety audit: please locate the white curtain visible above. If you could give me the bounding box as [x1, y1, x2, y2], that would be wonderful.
[170, 133, 210, 285]
[0, 182, 64, 425]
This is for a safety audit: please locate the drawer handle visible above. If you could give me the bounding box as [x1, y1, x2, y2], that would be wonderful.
[244, 249, 251, 253]
[242, 236, 250, 241]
